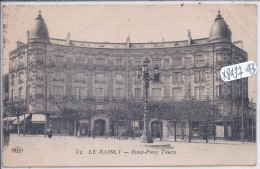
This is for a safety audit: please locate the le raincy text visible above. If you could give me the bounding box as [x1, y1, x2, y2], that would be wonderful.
[85, 149, 176, 155]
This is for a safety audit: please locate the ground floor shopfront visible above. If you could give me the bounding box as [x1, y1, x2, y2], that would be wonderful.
[4, 113, 255, 142]
[47, 115, 255, 142]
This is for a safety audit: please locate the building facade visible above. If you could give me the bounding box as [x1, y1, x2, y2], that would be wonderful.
[6, 11, 252, 140]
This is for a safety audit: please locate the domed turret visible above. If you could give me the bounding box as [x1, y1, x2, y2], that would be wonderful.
[29, 11, 49, 43]
[209, 10, 232, 43]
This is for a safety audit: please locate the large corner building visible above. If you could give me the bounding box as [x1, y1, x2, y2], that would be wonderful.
[6, 11, 255, 141]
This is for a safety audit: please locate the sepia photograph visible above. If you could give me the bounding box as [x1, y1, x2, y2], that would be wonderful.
[1, 2, 257, 167]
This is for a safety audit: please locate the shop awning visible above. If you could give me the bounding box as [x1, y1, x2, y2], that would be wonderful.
[13, 114, 30, 124]
[31, 114, 46, 123]
[3, 116, 17, 121]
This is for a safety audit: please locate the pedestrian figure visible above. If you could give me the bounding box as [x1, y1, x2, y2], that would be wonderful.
[77, 130, 81, 138]
[47, 128, 53, 138]
[82, 128, 85, 138]
[125, 129, 129, 140]
[118, 129, 123, 140]
[92, 129, 95, 139]
[3, 128, 10, 150]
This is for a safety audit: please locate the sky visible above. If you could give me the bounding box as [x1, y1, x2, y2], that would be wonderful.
[2, 3, 257, 102]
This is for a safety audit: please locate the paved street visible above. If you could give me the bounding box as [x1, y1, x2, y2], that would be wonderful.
[3, 134, 256, 167]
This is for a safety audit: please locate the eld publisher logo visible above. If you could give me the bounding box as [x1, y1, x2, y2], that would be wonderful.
[12, 147, 23, 153]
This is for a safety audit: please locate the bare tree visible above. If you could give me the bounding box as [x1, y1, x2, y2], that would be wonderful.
[107, 102, 126, 137]
[5, 103, 27, 136]
[56, 101, 94, 136]
[125, 101, 143, 139]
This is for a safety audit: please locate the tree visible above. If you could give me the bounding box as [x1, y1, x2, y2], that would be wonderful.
[165, 102, 184, 142]
[107, 102, 126, 137]
[180, 100, 220, 143]
[56, 101, 94, 136]
[125, 101, 144, 139]
[148, 101, 170, 141]
[5, 103, 27, 136]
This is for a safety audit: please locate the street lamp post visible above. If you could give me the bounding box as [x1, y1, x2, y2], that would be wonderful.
[136, 58, 160, 143]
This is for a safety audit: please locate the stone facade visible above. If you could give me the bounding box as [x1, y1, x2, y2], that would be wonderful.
[7, 11, 251, 140]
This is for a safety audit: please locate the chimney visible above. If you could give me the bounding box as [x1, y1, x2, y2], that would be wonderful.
[66, 32, 71, 45]
[27, 31, 30, 43]
[187, 29, 192, 45]
[126, 35, 130, 48]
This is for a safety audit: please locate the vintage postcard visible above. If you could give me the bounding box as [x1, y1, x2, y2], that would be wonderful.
[1, 2, 257, 167]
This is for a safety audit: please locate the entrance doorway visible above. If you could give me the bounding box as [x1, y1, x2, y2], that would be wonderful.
[94, 119, 106, 136]
[151, 121, 163, 138]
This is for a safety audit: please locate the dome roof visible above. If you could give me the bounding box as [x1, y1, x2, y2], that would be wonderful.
[209, 10, 232, 43]
[29, 11, 49, 43]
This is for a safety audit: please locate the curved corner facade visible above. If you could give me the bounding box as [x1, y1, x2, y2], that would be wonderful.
[5, 11, 254, 142]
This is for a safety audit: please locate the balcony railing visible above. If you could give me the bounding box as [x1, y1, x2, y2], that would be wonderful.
[36, 93, 43, 98]
[75, 79, 85, 83]
[36, 60, 44, 64]
[194, 78, 206, 83]
[53, 77, 64, 81]
[36, 76, 43, 80]
[115, 80, 123, 84]
[95, 80, 106, 84]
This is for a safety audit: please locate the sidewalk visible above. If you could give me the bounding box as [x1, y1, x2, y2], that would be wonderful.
[10, 133, 255, 146]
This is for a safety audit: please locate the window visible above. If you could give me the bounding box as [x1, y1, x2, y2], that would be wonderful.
[116, 73, 123, 83]
[11, 89, 14, 101]
[173, 72, 182, 83]
[55, 56, 63, 63]
[36, 53, 44, 63]
[152, 88, 161, 101]
[116, 88, 123, 100]
[18, 87, 23, 100]
[152, 59, 161, 66]
[36, 104, 43, 113]
[36, 85, 43, 98]
[75, 73, 85, 82]
[116, 58, 123, 66]
[10, 60, 14, 70]
[11, 76, 14, 86]
[95, 73, 105, 83]
[195, 86, 205, 100]
[74, 87, 85, 100]
[194, 70, 205, 82]
[172, 88, 182, 101]
[15, 59, 18, 69]
[28, 71, 32, 81]
[36, 85, 43, 94]
[54, 86, 63, 99]
[55, 70, 62, 77]
[134, 88, 141, 101]
[28, 85, 31, 98]
[96, 104, 104, 111]
[173, 58, 182, 67]
[75, 57, 85, 65]
[216, 53, 223, 62]
[194, 55, 204, 67]
[18, 73, 23, 83]
[134, 59, 141, 66]
[36, 70, 43, 80]
[216, 85, 222, 97]
[96, 58, 105, 66]
[96, 88, 104, 100]
[134, 75, 140, 83]
[216, 70, 221, 81]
